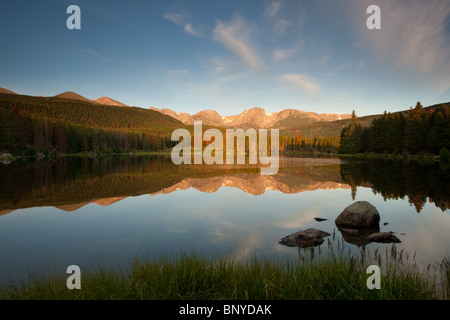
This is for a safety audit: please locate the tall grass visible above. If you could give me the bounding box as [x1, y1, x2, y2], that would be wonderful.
[1, 240, 448, 300]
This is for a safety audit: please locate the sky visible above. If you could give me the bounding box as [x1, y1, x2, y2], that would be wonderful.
[1, 0, 450, 117]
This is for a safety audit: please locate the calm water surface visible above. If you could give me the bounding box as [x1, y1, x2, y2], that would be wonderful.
[0, 155, 449, 285]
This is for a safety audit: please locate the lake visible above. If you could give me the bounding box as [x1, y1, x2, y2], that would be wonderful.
[0, 155, 449, 286]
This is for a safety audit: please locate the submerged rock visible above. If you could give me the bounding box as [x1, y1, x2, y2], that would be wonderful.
[335, 201, 380, 228]
[366, 232, 401, 243]
[280, 228, 331, 248]
[338, 227, 380, 246]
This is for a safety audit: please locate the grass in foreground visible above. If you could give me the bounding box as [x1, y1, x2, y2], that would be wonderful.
[1, 243, 448, 300]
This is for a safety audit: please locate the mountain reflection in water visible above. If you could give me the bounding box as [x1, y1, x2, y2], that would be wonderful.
[0, 156, 449, 214]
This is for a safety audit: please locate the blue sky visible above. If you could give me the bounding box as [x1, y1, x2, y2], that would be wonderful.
[1, 0, 450, 117]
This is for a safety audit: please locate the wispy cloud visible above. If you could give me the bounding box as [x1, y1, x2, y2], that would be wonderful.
[264, 1, 293, 37]
[213, 15, 263, 70]
[281, 74, 321, 100]
[273, 18, 291, 37]
[167, 69, 189, 75]
[357, 0, 450, 92]
[163, 11, 183, 25]
[77, 47, 113, 63]
[163, 10, 200, 37]
[184, 23, 199, 37]
[273, 48, 295, 62]
[206, 57, 229, 73]
[265, 1, 281, 19]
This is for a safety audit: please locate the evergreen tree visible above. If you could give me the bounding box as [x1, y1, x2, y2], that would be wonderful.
[339, 110, 362, 154]
[427, 104, 450, 154]
[404, 102, 428, 154]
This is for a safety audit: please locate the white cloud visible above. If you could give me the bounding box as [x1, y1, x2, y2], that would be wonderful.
[213, 15, 263, 70]
[273, 48, 295, 61]
[265, 1, 281, 19]
[357, 0, 450, 92]
[163, 10, 200, 37]
[207, 57, 229, 73]
[264, 2, 293, 37]
[281, 74, 321, 100]
[184, 23, 199, 37]
[163, 12, 183, 25]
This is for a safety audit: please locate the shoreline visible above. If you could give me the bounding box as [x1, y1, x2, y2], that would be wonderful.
[1, 247, 448, 300]
[1, 150, 444, 162]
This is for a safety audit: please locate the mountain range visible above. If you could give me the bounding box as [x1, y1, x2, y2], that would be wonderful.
[150, 107, 352, 130]
[1, 87, 352, 132]
[55, 91, 129, 107]
[0, 88, 130, 107]
[0, 87, 18, 95]
[1, 87, 447, 138]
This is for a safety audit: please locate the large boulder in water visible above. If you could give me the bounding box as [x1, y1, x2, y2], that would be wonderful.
[335, 201, 380, 228]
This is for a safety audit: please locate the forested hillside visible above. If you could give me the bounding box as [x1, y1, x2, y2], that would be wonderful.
[1, 93, 449, 158]
[339, 102, 450, 157]
[0, 94, 185, 155]
[0, 92, 346, 156]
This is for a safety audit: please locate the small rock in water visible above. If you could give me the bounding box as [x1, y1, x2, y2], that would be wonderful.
[366, 232, 401, 243]
[314, 217, 328, 222]
[280, 228, 331, 248]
